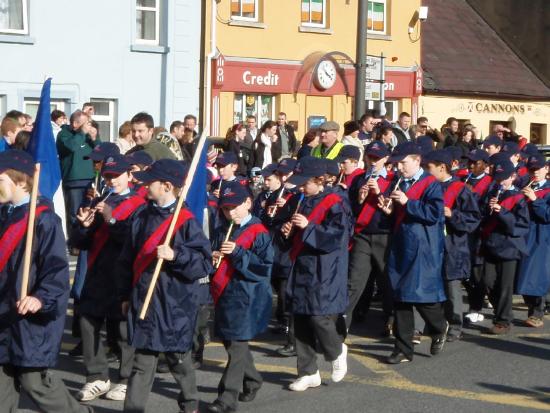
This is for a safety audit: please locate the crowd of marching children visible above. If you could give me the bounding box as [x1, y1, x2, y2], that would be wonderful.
[0, 107, 549, 413]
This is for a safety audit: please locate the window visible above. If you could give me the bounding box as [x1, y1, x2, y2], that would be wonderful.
[367, 0, 386, 34]
[384, 100, 398, 122]
[136, 0, 159, 45]
[530, 123, 547, 145]
[231, 0, 258, 22]
[301, 0, 326, 28]
[90, 99, 117, 142]
[233, 94, 274, 127]
[23, 99, 65, 121]
[0, 0, 28, 35]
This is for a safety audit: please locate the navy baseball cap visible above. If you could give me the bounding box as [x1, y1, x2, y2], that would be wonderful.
[416, 136, 435, 155]
[85, 142, 120, 161]
[424, 150, 452, 168]
[276, 158, 297, 174]
[133, 159, 187, 187]
[324, 159, 341, 176]
[444, 146, 463, 162]
[101, 154, 132, 176]
[364, 141, 390, 159]
[492, 159, 515, 181]
[388, 141, 422, 163]
[482, 135, 503, 149]
[334, 145, 361, 162]
[287, 156, 326, 186]
[219, 181, 251, 208]
[466, 149, 489, 163]
[125, 151, 153, 167]
[501, 141, 520, 154]
[520, 143, 539, 158]
[0, 149, 34, 176]
[526, 153, 547, 170]
[260, 163, 279, 177]
[215, 151, 238, 166]
[489, 152, 510, 166]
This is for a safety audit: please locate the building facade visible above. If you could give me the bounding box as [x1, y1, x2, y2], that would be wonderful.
[203, 0, 423, 138]
[0, 0, 202, 141]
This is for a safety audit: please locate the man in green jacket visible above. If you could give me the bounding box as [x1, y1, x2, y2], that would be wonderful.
[56, 110, 101, 251]
[126, 112, 177, 161]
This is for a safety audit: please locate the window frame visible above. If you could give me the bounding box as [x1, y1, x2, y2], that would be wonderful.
[23, 99, 65, 120]
[367, 0, 387, 35]
[230, 0, 259, 22]
[89, 98, 117, 143]
[233, 93, 275, 128]
[301, 0, 327, 29]
[0, 0, 29, 35]
[135, 0, 160, 45]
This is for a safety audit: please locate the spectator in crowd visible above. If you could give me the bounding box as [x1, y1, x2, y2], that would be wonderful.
[358, 111, 376, 145]
[493, 123, 520, 142]
[276, 112, 297, 159]
[296, 128, 321, 159]
[115, 121, 135, 154]
[12, 130, 31, 150]
[22, 114, 33, 132]
[377, 125, 398, 151]
[82, 102, 95, 117]
[127, 112, 176, 161]
[311, 121, 344, 159]
[183, 114, 198, 138]
[56, 110, 100, 252]
[51, 109, 67, 138]
[224, 123, 250, 176]
[5, 109, 26, 128]
[89, 120, 100, 142]
[0, 116, 22, 152]
[245, 115, 258, 149]
[249, 120, 279, 169]
[170, 120, 185, 143]
[442, 117, 460, 147]
[342, 120, 364, 167]
[170, 120, 193, 161]
[455, 128, 478, 157]
[414, 116, 443, 146]
[392, 112, 415, 144]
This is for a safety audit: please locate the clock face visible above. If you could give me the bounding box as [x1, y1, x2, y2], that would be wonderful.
[315, 60, 337, 90]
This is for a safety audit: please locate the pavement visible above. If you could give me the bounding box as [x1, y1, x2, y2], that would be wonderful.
[17, 256, 550, 413]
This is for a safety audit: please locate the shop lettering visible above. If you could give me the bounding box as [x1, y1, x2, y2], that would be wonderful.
[242, 70, 280, 86]
[467, 102, 526, 114]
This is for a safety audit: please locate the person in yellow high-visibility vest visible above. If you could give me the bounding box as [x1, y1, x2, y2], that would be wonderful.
[311, 121, 344, 160]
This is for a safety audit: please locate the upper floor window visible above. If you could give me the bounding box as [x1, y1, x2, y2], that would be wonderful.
[136, 0, 159, 44]
[301, 0, 326, 28]
[231, 0, 258, 22]
[90, 99, 117, 142]
[0, 0, 28, 35]
[367, 0, 386, 34]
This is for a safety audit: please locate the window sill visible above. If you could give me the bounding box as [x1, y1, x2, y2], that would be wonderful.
[0, 34, 35, 44]
[228, 20, 267, 29]
[367, 33, 391, 41]
[130, 44, 170, 54]
[298, 26, 333, 35]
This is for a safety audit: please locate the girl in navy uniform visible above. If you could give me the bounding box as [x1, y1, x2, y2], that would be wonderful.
[281, 156, 351, 391]
[208, 181, 273, 413]
[480, 158, 530, 335]
[424, 150, 481, 342]
[517, 153, 550, 328]
[0, 150, 91, 412]
[117, 159, 213, 413]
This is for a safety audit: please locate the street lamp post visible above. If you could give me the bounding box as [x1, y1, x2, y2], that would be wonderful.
[354, 0, 368, 120]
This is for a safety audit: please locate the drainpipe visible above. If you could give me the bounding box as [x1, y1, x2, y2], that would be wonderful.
[203, 0, 217, 134]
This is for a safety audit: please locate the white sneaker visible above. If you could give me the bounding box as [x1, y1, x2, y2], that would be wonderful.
[331, 343, 348, 383]
[76, 379, 111, 401]
[289, 371, 322, 391]
[105, 383, 127, 401]
[465, 312, 484, 323]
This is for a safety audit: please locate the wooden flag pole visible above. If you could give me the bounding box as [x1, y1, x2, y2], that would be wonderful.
[20, 163, 41, 301]
[139, 129, 209, 320]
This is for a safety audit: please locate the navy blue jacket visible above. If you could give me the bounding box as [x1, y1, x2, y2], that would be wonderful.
[117, 202, 213, 353]
[464, 173, 493, 266]
[480, 188, 530, 260]
[212, 216, 273, 340]
[388, 172, 447, 303]
[0, 198, 69, 367]
[441, 179, 481, 280]
[283, 191, 351, 315]
[517, 182, 550, 295]
[74, 191, 145, 319]
[348, 171, 392, 234]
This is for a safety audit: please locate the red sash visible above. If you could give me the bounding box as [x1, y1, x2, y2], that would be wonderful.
[394, 176, 437, 230]
[210, 223, 268, 304]
[529, 188, 550, 202]
[0, 206, 48, 273]
[480, 193, 524, 239]
[455, 169, 469, 178]
[354, 177, 391, 235]
[443, 181, 465, 209]
[87, 196, 146, 270]
[517, 166, 528, 177]
[132, 208, 194, 287]
[136, 185, 148, 199]
[344, 168, 365, 188]
[289, 193, 342, 262]
[472, 175, 492, 197]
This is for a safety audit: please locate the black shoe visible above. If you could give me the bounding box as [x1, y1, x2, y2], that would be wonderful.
[238, 387, 259, 402]
[430, 336, 447, 355]
[156, 360, 170, 373]
[207, 400, 236, 413]
[386, 351, 412, 364]
[446, 330, 463, 342]
[276, 344, 296, 357]
[68, 341, 83, 357]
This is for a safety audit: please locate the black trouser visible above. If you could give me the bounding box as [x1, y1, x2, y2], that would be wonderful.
[275, 278, 290, 326]
[80, 314, 134, 383]
[444, 279, 464, 333]
[483, 258, 517, 326]
[294, 314, 345, 377]
[217, 340, 262, 409]
[523, 295, 545, 318]
[62, 184, 87, 247]
[0, 365, 92, 413]
[393, 302, 447, 360]
[346, 233, 392, 329]
[465, 264, 485, 312]
[192, 304, 210, 362]
[124, 349, 198, 413]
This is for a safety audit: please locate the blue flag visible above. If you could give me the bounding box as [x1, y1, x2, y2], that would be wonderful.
[27, 78, 61, 200]
[186, 141, 208, 226]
